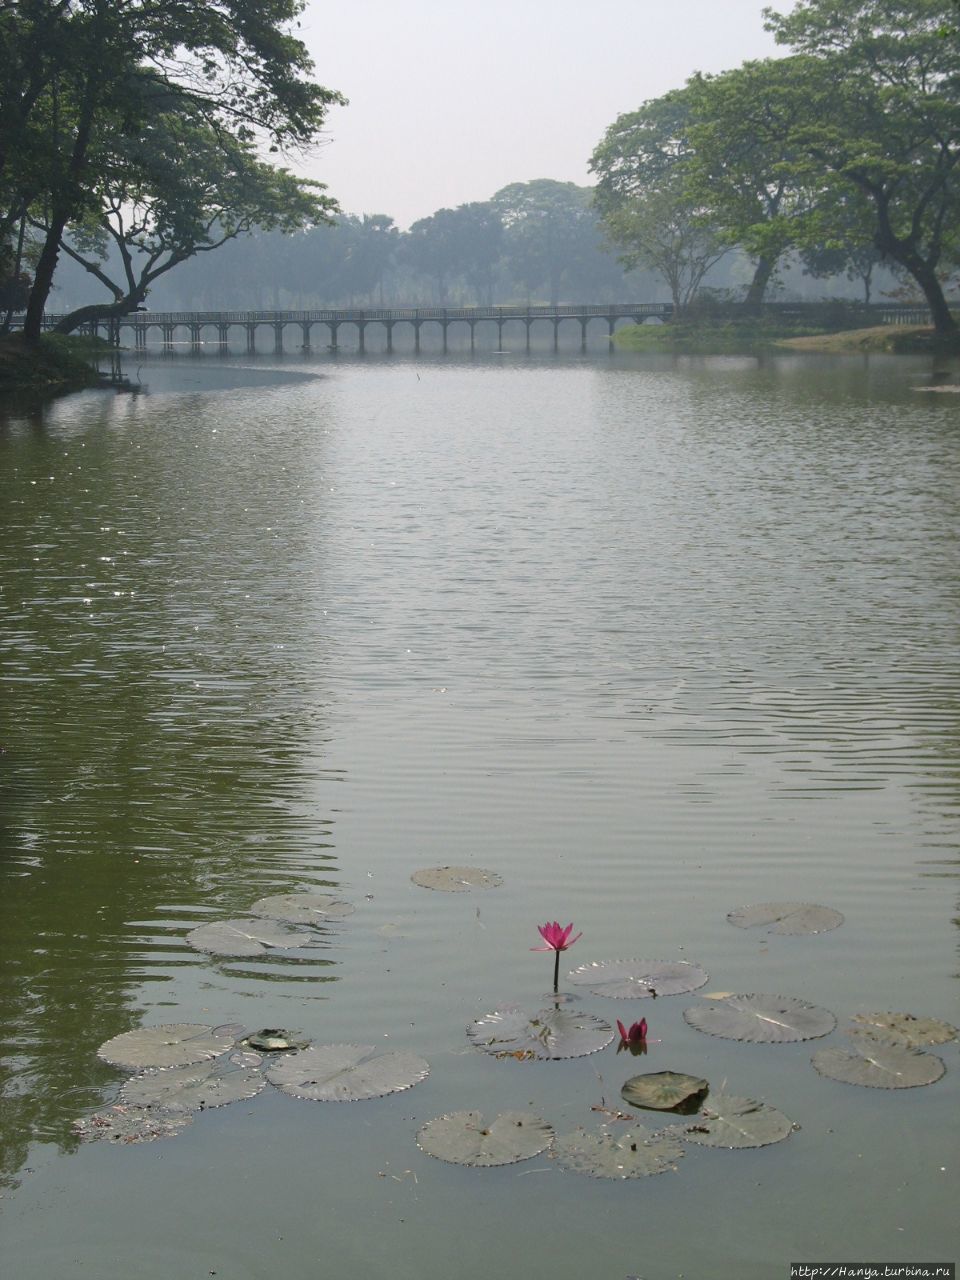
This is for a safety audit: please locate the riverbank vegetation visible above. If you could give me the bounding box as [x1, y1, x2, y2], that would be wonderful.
[614, 320, 948, 356]
[0, 333, 107, 391]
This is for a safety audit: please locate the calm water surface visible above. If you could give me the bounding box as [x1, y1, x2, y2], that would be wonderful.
[1, 350, 958, 1279]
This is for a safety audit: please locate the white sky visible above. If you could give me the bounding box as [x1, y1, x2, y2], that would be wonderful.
[298, 0, 790, 228]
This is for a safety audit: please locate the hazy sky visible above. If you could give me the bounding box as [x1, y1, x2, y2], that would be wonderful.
[298, 0, 790, 228]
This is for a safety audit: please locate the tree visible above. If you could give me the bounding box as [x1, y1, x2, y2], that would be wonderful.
[591, 93, 728, 312]
[765, 0, 960, 335]
[1, 0, 343, 341]
[41, 93, 336, 333]
[493, 180, 601, 304]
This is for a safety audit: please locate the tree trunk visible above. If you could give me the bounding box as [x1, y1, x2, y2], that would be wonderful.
[52, 294, 144, 335]
[906, 259, 956, 335]
[743, 254, 777, 310]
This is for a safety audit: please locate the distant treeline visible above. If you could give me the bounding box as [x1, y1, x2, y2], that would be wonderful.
[47, 178, 900, 315]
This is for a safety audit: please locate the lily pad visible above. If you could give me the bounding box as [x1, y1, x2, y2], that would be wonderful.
[267, 1044, 429, 1101]
[467, 1007, 613, 1060]
[120, 1059, 264, 1113]
[812, 1034, 946, 1089]
[554, 1123, 684, 1179]
[186, 918, 314, 956]
[97, 1023, 237, 1070]
[72, 1104, 193, 1144]
[621, 1071, 710, 1113]
[251, 893, 355, 924]
[684, 994, 836, 1043]
[679, 1094, 795, 1148]
[416, 1111, 554, 1166]
[849, 1012, 958, 1049]
[410, 866, 502, 892]
[727, 902, 844, 935]
[567, 958, 708, 999]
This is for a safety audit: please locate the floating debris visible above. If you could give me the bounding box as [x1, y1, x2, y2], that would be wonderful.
[849, 1012, 957, 1049]
[73, 1104, 193, 1144]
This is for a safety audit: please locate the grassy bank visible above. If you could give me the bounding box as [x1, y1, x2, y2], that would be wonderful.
[0, 333, 108, 393]
[614, 319, 958, 356]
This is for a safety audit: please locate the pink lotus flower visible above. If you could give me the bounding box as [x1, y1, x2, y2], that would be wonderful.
[531, 922, 582, 952]
[532, 921, 582, 993]
[616, 1018, 648, 1045]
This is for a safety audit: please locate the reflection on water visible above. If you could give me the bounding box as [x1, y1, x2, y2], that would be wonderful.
[0, 351, 957, 1277]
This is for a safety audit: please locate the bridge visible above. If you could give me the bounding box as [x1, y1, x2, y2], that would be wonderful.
[22, 300, 932, 354]
[47, 303, 674, 353]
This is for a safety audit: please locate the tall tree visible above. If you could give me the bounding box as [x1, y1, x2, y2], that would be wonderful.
[493, 180, 600, 304]
[765, 0, 960, 334]
[2, 0, 343, 341]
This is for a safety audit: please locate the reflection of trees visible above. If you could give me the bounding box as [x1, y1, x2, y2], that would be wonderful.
[0, 392, 339, 1188]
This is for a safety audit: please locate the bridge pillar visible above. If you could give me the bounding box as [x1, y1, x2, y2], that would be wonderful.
[328, 322, 339, 352]
[413, 322, 421, 354]
[274, 322, 284, 354]
[162, 324, 175, 351]
[496, 318, 503, 350]
[553, 319, 559, 352]
[385, 321, 394, 353]
[442, 321, 448, 354]
[525, 320, 531, 353]
[190, 323, 202, 350]
[135, 324, 147, 351]
[469, 321, 475, 353]
[580, 319, 588, 353]
[218, 324, 229, 350]
[358, 322, 365, 354]
[299, 323, 312, 351]
[246, 324, 257, 353]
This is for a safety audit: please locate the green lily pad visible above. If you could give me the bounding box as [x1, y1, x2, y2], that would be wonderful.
[120, 1059, 264, 1113]
[679, 1094, 795, 1148]
[186, 918, 314, 956]
[812, 1034, 946, 1089]
[684, 994, 836, 1043]
[410, 866, 502, 892]
[621, 1071, 710, 1113]
[554, 1123, 685, 1179]
[467, 1007, 613, 1060]
[267, 1044, 429, 1101]
[72, 1104, 194, 1144]
[849, 1012, 958, 1049]
[567, 958, 708, 999]
[251, 893, 355, 924]
[416, 1111, 554, 1166]
[97, 1023, 237, 1070]
[727, 902, 844, 935]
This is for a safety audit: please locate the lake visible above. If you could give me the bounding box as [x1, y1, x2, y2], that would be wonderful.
[1, 348, 957, 1279]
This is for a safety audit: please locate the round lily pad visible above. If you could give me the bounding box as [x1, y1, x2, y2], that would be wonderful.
[120, 1060, 265, 1113]
[679, 1094, 795, 1148]
[467, 1007, 613, 1060]
[684, 994, 836, 1043]
[186, 918, 314, 956]
[417, 1111, 554, 1166]
[251, 893, 355, 924]
[567, 959, 708, 999]
[554, 1123, 685, 1179]
[410, 866, 502, 892]
[850, 1012, 958, 1049]
[621, 1071, 710, 1113]
[72, 1105, 194, 1144]
[266, 1044, 429, 1101]
[727, 902, 844, 935]
[97, 1023, 237, 1070]
[812, 1034, 946, 1089]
